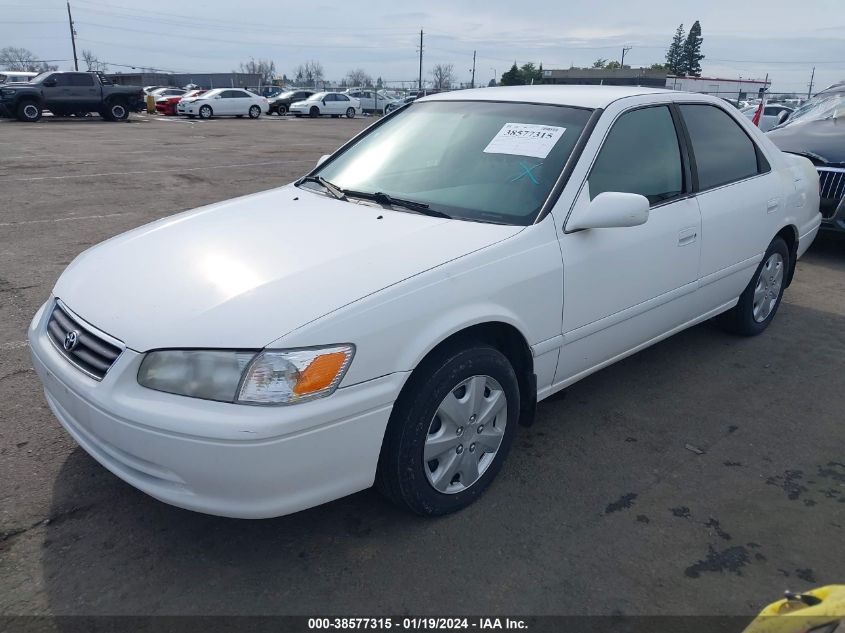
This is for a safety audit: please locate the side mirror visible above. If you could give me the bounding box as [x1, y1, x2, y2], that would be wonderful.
[322, 99, 327, 105]
[568, 192, 650, 231]
[776, 110, 790, 124]
[316, 154, 331, 167]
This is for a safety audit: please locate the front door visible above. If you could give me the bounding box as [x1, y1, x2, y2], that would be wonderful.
[555, 104, 702, 384]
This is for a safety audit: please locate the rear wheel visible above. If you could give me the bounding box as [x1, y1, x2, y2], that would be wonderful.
[309, 106, 319, 118]
[248, 105, 261, 119]
[198, 104, 213, 119]
[346, 107, 356, 118]
[16, 100, 42, 122]
[376, 344, 519, 516]
[277, 104, 287, 115]
[717, 237, 789, 336]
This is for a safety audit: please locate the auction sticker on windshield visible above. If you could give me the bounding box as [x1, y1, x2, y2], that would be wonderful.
[483, 123, 566, 159]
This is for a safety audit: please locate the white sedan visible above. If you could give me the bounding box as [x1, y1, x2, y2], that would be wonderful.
[289, 92, 361, 118]
[742, 104, 794, 131]
[177, 88, 269, 119]
[29, 86, 820, 519]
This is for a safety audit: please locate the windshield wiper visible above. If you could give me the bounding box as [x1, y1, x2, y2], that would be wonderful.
[297, 175, 347, 201]
[345, 190, 452, 218]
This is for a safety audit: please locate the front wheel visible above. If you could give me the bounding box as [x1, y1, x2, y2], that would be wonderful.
[376, 345, 520, 516]
[198, 104, 213, 119]
[277, 105, 287, 115]
[346, 107, 356, 118]
[309, 106, 319, 118]
[717, 236, 789, 336]
[104, 101, 129, 122]
[248, 105, 261, 119]
[16, 100, 42, 122]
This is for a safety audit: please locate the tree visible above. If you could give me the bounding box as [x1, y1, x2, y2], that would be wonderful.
[294, 60, 324, 87]
[81, 49, 107, 72]
[431, 63, 454, 90]
[649, 63, 668, 72]
[500, 62, 521, 86]
[665, 24, 685, 75]
[488, 78, 497, 87]
[346, 68, 372, 88]
[592, 58, 608, 69]
[0, 46, 55, 72]
[681, 20, 704, 77]
[376, 76, 383, 89]
[237, 58, 276, 85]
[520, 62, 542, 84]
[605, 61, 630, 70]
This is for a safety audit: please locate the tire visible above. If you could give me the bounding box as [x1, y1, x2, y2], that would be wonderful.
[16, 100, 42, 122]
[717, 236, 789, 336]
[376, 344, 520, 516]
[187, 114, 196, 119]
[309, 106, 319, 118]
[248, 105, 261, 119]
[198, 104, 213, 119]
[104, 100, 129, 122]
[277, 104, 287, 115]
[346, 107, 356, 119]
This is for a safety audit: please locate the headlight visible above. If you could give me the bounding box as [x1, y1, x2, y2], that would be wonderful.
[138, 345, 354, 405]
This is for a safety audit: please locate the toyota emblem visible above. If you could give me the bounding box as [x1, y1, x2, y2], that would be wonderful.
[63, 330, 80, 352]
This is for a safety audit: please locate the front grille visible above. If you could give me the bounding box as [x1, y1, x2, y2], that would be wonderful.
[817, 167, 845, 219]
[46, 302, 123, 380]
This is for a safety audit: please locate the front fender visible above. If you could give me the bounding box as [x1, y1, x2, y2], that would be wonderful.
[272, 218, 564, 390]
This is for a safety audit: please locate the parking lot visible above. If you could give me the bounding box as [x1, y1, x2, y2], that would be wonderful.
[1, 114, 843, 617]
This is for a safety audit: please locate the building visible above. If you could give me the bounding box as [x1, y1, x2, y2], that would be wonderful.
[540, 68, 667, 88]
[106, 72, 263, 90]
[666, 75, 770, 100]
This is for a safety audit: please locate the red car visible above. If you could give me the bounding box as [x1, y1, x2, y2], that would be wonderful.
[156, 89, 205, 116]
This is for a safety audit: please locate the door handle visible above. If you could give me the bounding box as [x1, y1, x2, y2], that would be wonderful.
[767, 198, 780, 214]
[678, 227, 698, 246]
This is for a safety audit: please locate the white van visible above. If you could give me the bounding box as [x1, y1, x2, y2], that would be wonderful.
[0, 71, 38, 84]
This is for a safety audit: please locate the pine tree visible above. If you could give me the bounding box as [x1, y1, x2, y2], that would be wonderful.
[681, 20, 704, 77]
[665, 24, 685, 75]
[500, 62, 522, 86]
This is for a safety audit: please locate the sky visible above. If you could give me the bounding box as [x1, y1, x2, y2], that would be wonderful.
[2, 0, 843, 94]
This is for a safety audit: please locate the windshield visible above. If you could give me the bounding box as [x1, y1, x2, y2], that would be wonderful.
[29, 72, 53, 84]
[308, 100, 592, 225]
[778, 93, 844, 127]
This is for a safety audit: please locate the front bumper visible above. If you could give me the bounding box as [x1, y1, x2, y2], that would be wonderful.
[29, 300, 405, 518]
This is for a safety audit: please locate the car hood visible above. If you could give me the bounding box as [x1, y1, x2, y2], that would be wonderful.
[54, 185, 522, 351]
[768, 119, 845, 165]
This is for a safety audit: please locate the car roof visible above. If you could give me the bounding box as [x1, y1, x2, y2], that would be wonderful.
[420, 85, 688, 109]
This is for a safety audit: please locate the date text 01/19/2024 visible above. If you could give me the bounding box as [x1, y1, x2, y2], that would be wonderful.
[307, 617, 528, 630]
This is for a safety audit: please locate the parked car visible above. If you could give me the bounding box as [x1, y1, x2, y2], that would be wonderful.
[156, 89, 204, 116]
[289, 92, 361, 118]
[176, 88, 269, 119]
[143, 85, 167, 95]
[0, 71, 37, 84]
[742, 104, 793, 132]
[345, 89, 399, 114]
[149, 87, 187, 99]
[385, 95, 417, 113]
[28, 86, 820, 520]
[0, 71, 143, 121]
[768, 82, 845, 233]
[268, 89, 314, 115]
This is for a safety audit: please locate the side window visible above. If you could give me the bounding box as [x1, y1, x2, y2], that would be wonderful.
[53, 74, 71, 87]
[70, 74, 94, 86]
[221, 90, 237, 98]
[679, 104, 763, 190]
[588, 105, 684, 205]
[325, 94, 336, 101]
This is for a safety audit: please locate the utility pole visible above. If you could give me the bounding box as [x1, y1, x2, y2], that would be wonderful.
[418, 29, 424, 93]
[66, 1, 78, 70]
[620, 46, 632, 68]
[470, 50, 476, 89]
[807, 66, 815, 99]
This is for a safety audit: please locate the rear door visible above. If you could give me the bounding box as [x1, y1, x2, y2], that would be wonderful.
[677, 103, 781, 307]
[70, 73, 99, 110]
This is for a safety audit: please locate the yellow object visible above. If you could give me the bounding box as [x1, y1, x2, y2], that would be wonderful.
[293, 352, 348, 395]
[146, 94, 156, 114]
[743, 586, 845, 633]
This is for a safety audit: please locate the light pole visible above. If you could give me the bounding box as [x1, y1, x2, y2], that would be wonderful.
[491, 67, 497, 85]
